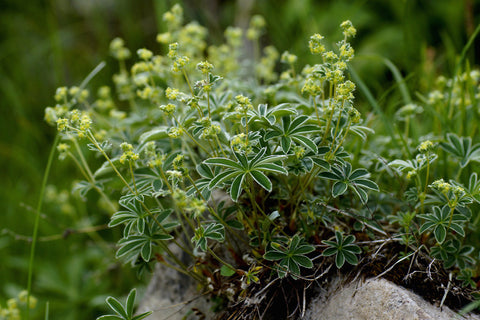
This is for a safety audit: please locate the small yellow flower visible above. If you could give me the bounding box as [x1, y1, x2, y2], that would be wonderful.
[168, 127, 183, 138]
[281, 51, 297, 65]
[137, 48, 153, 60]
[165, 87, 180, 100]
[196, 61, 214, 74]
[417, 140, 435, 153]
[167, 42, 179, 59]
[156, 32, 172, 44]
[56, 118, 69, 132]
[159, 103, 176, 115]
[54, 86, 68, 102]
[340, 20, 356, 38]
[308, 34, 325, 55]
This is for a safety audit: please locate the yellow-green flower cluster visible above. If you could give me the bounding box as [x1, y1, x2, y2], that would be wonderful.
[395, 103, 423, 121]
[156, 32, 172, 44]
[200, 124, 221, 139]
[340, 20, 357, 38]
[57, 143, 70, 160]
[427, 90, 444, 105]
[347, 107, 362, 124]
[44, 104, 68, 126]
[196, 61, 214, 75]
[119, 142, 139, 164]
[167, 42, 179, 59]
[247, 15, 266, 40]
[198, 117, 221, 139]
[417, 140, 435, 154]
[235, 95, 253, 113]
[144, 143, 164, 169]
[406, 169, 417, 180]
[225, 27, 242, 48]
[230, 133, 250, 152]
[173, 55, 190, 73]
[338, 43, 354, 62]
[168, 127, 184, 138]
[110, 37, 131, 60]
[54, 86, 89, 104]
[137, 48, 153, 61]
[166, 169, 183, 180]
[188, 197, 207, 218]
[163, 3, 183, 31]
[69, 86, 90, 102]
[112, 72, 133, 101]
[159, 103, 176, 115]
[430, 179, 451, 193]
[136, 86, 161, 101]
[54, 86, 68, 102]
[293, 145, 306, 159]
[281, 51, 297, 65]
[0, 291, 37, 320]
[109, 109, 126, 120]
[55, 109, 92, 138]
[165, 87, 180, 100]
[172, 190, 206, 217]
[173, 154, 188, 174]
[336, 80, 355, 100]
[166, 42, 190, 72]
[95, 86, 115, 112]
[325, 68, 344, 84]
[308, 34, 325, 55]
[207, 27, 242, 75]
[430, 179, 466, 201]
[256, 46, 279, 82]
[178, 22, 207, 58]
[301, 77, 323, 97]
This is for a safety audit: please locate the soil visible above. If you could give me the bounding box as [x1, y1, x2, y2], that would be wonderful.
[214, 238, 479, 320]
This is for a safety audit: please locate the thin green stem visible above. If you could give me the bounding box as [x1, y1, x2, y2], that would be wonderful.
[129, 161, 139, 195]
[207, 247, 236, 271]
[66, 151, 116, 212]
[313, 97, 322, 127]
[182, 68, 194, 96]
[26, 134, 60, 318]
[322, 83, 335, 143]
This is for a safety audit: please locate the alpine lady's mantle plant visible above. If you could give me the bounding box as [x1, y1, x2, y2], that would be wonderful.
[47, 4, 480, 317]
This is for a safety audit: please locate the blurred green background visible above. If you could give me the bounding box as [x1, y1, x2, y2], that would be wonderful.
[1, 0, 478, 318]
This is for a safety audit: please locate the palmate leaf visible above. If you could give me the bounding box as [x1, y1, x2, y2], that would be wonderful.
[439, 133, 480, 167]
[319, 162, 379, 203]
[204, 147, 287, 201]
[247, 103, 297, 126]
[322, 231, 361, 268]
[418, 205, 466, 244]
[264, 115, 320, 153]
[110, 199, 149, 236]
[263, 235, 315, 278]
[97, 289, 152, 320]
[191, 223, 225, 251]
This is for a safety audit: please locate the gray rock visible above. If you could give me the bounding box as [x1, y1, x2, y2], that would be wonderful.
[304, 277, 480, 320]
[136, 249, 215, 320]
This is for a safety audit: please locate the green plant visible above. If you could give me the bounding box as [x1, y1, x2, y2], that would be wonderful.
[42, 6, 373, 315]
[41, 3, 480, 317]
[97, 289, 151, 320]
[264, 234, 315, 278]
[321, 231, 361, 268]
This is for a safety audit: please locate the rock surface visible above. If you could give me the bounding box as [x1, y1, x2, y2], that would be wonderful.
[137, 261, 214, 320]
[304, 277, 480, 320]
